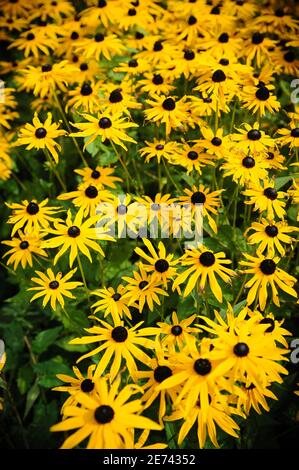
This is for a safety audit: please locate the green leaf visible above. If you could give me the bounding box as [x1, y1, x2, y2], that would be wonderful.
[24, 380, 40, 418]
[275, 176, 292, 190]
[32, 327, 62, 354]
[17, 365, 34, 394]
[33, 356, 71, 388]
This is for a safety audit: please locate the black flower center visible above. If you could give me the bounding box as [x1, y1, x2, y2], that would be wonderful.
[128, 8, 136, 15]
[252, 32, 264, 44]
[98, 0, 107, 7]
[203, 97, 212, 103]
[109, 89, 123, 103]
[153, 40, 163, 51]
[152, 74, 163, 85]
[242, 156, 255, 168]
[211, 6, 220, 14]
[187, 150, 198, 160]
[284, 50, 295, 63]
[211, 137, 222, 146]
[194, 358, 212, 375]
[188, 15, 197, 25]
[260, 259, 276, 275]
[244, 383, 255, 390]
[49, 280, 59, 290]
[162, 98, 176, 111]
[255, 86, 270, 101]
[99, 117, 112, 129]
[111, 326, 128, 342]
[154, 365, 172, 383]
[27, 33, 35, 40]
[247, 129, 261, 140]
[91, 169, 100, 179]
[212, 69, 226, 82]
[81, 83, 93, 96]
[42, 64, 52, 72]
[85, 185, 98, 198]
[112, 293, 121, 301]
[291, 128, 299, 138]
[26, 202, 39, 215]
[71, 31, 79, 40]
[19, 241, 29, 250]
[233, 342, 249, 357]
[199, 251, 215, 266]
[94, 405, 114, 424]
[219, 58, 229, 65]
[117, 204, 127, 215]
[265, 225, 278, 237]
[267, 152, 274, 160]
[218, 33, 229, 43]
[154, 259, 169, 273]
[171, 325, 183, 336]
[184, 50, 195, 60]
[263, 187, 277, 200]
[95, 33, 104, 42]
[35, 127, 47, 138]
[80, 63, 88, 71]
[128, 59, 138, 67]
[139, 280, 148, 290]
[135, 32, 144, 39]
[259, 317, 275, 333]
[275, 8, 284, 17]
[68, 226, 81, 237]
[155, 144, 164, 150]
[80, 378, 94, 392]
[191, 191, 206, 204]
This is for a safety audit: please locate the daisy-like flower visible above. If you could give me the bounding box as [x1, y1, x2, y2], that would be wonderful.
[2, 230, 47, 270]
[264, 149, 286, 171]
[170, 142, 215, 175]
[193, 126, 230, 159]
[58, 182, 114, 217]
[173, 245, 235, 302]
[6, 198, 61, 236]
[221, 150, 269, 186]
[239, 252, 297, 310]
[194, 67, 238, 108]
[28, 268, 83, 311]
[16, 112, 67, 163]
[166, 391, 240, 449]
[247, 310, 291, 349]
[134, 239, 178, 286]
[201, 312, 289, 386]
[70, 111, 138, 151]
[134, 193, 177, 228]
[44, 209, 114, 267]
[144, 95, 189, 136]
[122, 263, 168, 313]
[138, 72, 175, 96]
[237, 380, 278, 415]
[277, 123, 299, 149]
[74, 166, 122, 188]
[245, 218, 298, 256]
[99, 84, 142, 116]
[8, 29, 56, 58]
[70, 317, 158, 381]
[242, 32, 277, 67]
[75, 32, 125, 61]
[91, 285, 136, 323]
[231, 122, 275, 154]
[50, 377, 162, 449]
[53, 364, 98, 412]
[243, 179, 287, 219]
[179, 185, 223, 234]
[20, 61, 75, 98]
[241, 83, 280, 116]
[139, 139, 179, 164]
[156, 311, 198, 354]
[66, 81, 101, 113]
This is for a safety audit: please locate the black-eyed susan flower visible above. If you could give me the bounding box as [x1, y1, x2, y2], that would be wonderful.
[138, 71, 175, 96]
[28, 268, 83, 311]
[70, 317, 158, 381]
[122, 263, 168, 313]
[237, 380, 278, 415]
[8, 29, 56, 58]
[6, 198, 61, 236]
[194, 126, 231, 160]
[75, 32, 125, 61]
[221, 150, 269, 186]
[134, 239, 178, 286]
[179, 184, 223, 234]
[99, 83, 142, 116]
[231, 122, 275, 154]
[173, 245, 235, 302]
[245, 218, 298, 256]
[241, 83, 280, 116]
[170, 142, 215, 175]
[45, 209, 114, 267]
[2, 230, 47, 270]
[156, 311, 198, 353]
[91, 285, 135, 323]
[277, 123, 299, 149]
[144, 95, 189, 136]
[20, 61, 75, 98]
[243, 179, 287, 219]
[58, 182, 114, 217]
[70, 111, 138, 150]
[74, 166, 122, 188]
[239, 252, 297, 310]
[53, 364, 98, 412]
[66, 81, 101, 113]
[139, 139, 179, 164]
[50, 377, 162, 449]
[242, 32, 276, 67]
[16, 112, 67, 163]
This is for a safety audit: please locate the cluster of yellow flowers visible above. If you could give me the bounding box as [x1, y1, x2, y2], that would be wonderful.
[0, 0, 298, 450]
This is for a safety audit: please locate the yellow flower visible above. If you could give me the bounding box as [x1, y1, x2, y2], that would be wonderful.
[144, 95, 189, 136]
[2, 230, 47, 270]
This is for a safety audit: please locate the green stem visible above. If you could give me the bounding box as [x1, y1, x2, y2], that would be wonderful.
[232, 186, 239, 233]
[3, 375, 29, 448]
[162, 158, 180, 193]
[230, 99, 237, 133]
[43, 148, 66, 192]
[53, 90, 88, 166]
[12, 171, 26, 191]
[232, 275, 248, 307]
[111, 141, 131, 192]
[204, 288, 210, 318]
[214, 100, 219, 133]
[77, 252, 89, 294]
